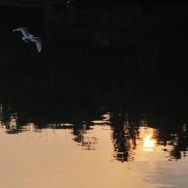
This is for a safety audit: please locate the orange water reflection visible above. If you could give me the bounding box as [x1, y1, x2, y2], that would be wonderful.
[1, 105, 188, 187]
[137, 126, 157, 151]
[143, 135, 156, 151]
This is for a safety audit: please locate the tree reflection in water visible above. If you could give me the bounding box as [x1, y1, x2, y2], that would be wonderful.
[1, 103, 188, 162]
[110, 120, 137, 163]
[73, 124, 98, 150]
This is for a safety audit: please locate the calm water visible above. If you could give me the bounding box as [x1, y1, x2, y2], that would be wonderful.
[1, 3, 188, 188]
[1, 104, 188, 188]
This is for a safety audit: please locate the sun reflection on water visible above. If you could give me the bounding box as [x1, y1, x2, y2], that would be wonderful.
[143, 134, 156, 151]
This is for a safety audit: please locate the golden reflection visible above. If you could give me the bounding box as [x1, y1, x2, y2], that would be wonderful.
[143, 134, 156, 151]
[92, 113, 111, 125]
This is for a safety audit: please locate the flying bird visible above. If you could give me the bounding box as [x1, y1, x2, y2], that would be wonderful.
[13, 27, 42, 52]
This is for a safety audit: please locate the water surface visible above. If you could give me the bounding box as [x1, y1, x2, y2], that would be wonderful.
[1, 3, 188, 187]
[1, 108, 188, 188]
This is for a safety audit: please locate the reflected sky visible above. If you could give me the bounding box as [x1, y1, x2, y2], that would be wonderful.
[1, 105, 188, 187]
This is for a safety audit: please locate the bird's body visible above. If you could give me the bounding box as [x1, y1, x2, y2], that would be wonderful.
[22, 35, 33, 42]
[13, 27, 42, 52]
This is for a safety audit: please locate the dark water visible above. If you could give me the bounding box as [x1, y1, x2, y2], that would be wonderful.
[1, 2, 188, 187]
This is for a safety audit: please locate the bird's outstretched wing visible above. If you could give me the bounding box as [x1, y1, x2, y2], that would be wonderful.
[31, 37, 42, 52]
[13, 27, 30, 37]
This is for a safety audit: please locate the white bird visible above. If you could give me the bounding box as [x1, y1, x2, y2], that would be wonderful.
[13, 27, 42, 52]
